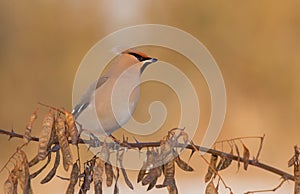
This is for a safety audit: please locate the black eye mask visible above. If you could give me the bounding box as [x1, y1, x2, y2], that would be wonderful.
[127, 52, 151, 62]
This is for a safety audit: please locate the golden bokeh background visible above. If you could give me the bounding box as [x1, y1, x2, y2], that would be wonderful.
[1, 1, 300, 193]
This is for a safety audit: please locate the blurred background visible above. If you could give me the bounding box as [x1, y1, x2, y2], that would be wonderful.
[1, 0, 300, 193]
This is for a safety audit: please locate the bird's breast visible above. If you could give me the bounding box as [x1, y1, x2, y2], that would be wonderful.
[94, 76, 140, 134]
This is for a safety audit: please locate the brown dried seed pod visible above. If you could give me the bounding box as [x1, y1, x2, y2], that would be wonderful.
[121, 166, 134, 190]
[105, 162, 114, 187]
[174, 156, 193, 172]
[24, 108, 38, 143]
[146, 166, 162, 191]
[167, 179, 178, 194]
[180, 131, 189, 144]
[216, 149, 233, 172]
[4, 172, 18, 194]
[4, 178, 13, 194]
[113, 167, 120, 194]
[288, 156, 296, 167]
[94, 158, 105, 182]
[94, 158, 105, 194]
[38, 109, 54, 161]
[205, 180, 218, 194]
[63, 109, 78, 145]
[99, 141, 110, 162]
[142, 166, 161, 186]
[216, 156, 232, 172]
[30, 153, 51, 179]
[137, 161, 147, 183]
[160, 142, 173, 163]
[56, 114, 73, 171]
[205, 154, 218, 183]
[234, 142, 241, 171]
[147, 177, 158, 191]
[16, 149, 33, 194]
[118, 151, 134, 190]
[94, 181, 102, 194]
[179, 131, 189, 152]
[162, 159, 175, 187]
[242, 143, 250, 170]
[142, 149, 162, 190]
[66, 162, 79, 194]
[28, 155, 40, 168]
[40, 150, 60, 184]
[79, 162, 93, 194]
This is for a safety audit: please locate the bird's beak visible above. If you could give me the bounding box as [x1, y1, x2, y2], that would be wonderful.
[140, 57, 158, 74]
[150, 58, 158, 63]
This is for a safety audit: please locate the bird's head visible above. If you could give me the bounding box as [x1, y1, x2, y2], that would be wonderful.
[106, 49, 157, 77]
[122, 50, 158, 74]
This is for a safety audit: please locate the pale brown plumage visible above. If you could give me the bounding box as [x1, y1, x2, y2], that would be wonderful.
[72, 50, 157, 135]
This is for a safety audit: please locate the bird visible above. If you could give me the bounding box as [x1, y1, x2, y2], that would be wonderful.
[72, 49, 158, 136]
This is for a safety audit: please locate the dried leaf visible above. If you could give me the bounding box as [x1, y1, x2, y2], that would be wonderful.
[242, 143, 250, 171]
[205, 180, 218, 194]
[175, 156, 193, 172]
[24, 108, 38, 143]
[205, 154, 218, 183]
[38, 109, 54, 160]
[40, 150, 60, 184]
[66, 163, 79, 194]
[56, 114, 73, 171]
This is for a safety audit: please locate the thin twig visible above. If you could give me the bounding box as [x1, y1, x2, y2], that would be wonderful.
[245, 179, 286, 194]
[255, 134, 265, 161]
[215, 136, 264, 144]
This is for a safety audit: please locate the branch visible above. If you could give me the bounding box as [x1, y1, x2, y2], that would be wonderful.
[0, 128, 294, 182]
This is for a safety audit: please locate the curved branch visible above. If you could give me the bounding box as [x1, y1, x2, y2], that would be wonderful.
[0, 128, 294, 181]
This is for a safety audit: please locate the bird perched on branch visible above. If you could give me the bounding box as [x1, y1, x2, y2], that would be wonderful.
[72, 49, 158, 136]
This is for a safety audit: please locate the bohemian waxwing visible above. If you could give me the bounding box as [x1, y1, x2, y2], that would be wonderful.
[72, 50, 158, 135]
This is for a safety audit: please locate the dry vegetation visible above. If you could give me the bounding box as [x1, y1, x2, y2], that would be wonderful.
[0, 105, 299, 194]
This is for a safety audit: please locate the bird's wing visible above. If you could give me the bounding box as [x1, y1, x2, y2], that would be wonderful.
[72, 76, 108, 118]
